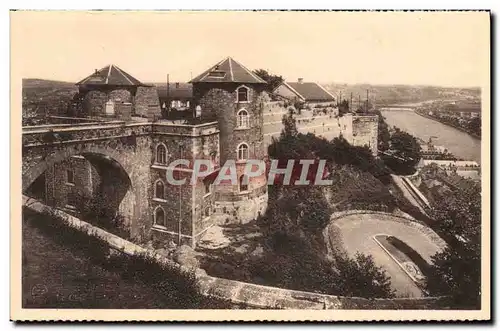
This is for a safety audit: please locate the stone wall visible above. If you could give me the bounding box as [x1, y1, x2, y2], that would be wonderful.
[193, 83, 269, 223]
[80, 87, 135, 119]
[23, 197, 448, 311]
[109, 89, 132, 103]
[262, 102, 378, 156]
[22, 125, 153, 242]
[135, 86, 161, 118]
[44, 156, 99, 209]
[83, 90, 107, 116]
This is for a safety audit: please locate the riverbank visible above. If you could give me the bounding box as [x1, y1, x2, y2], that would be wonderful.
[414, 111, 481, 140]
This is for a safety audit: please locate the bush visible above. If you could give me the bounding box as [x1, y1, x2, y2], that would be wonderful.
[387, 236, 431, 277]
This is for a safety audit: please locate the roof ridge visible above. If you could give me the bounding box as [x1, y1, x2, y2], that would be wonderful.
[315, 82, 337, 99]
[105, 65, 112, 84]
[228, 57, 234, 81]
[283, 82, 306, 101]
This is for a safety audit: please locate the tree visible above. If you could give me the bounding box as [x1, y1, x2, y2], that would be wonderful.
[338, 99, 349, 116]
[430, 182, 481, 244]
[382, 128, 422, 174]
[426, 184, 481, 309]
[330, 252, 395, 299]
[468, 117, 481, 136]
[426, 243, 481, 309]
[253, 69, 284, 93]
[281, 112, 298, 139]
[374, 110, 391, 152]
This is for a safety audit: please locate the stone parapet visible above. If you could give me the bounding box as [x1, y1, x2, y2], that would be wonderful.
[22, 196, 448, 310]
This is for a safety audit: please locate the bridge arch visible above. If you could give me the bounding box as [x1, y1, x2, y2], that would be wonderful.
[23, 143, 148, 238]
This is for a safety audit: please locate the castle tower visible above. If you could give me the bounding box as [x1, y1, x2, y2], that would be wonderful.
[75, 64, 161, 120]
[189, 57, 269, 223]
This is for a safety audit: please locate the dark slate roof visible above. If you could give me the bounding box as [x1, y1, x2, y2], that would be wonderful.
[189, 57, 266, 84]
[157, 83, 193, 100]
[284, 82, 335, 102]
[76, 65, 145, 86]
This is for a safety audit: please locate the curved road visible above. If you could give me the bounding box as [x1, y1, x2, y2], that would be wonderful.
[326, 213, 444, 298]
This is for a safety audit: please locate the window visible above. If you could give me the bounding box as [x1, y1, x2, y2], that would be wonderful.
[239, 175, 249, 192]
[154, 207, 166, 228]
[208, 70, 226, 78]
[156, 144, 167, 164]
[237, 109, 249, 128]
[237, 86, 249, 103]
[237, 143, 249, 161]
[66, 169, 74, 184]
[155, 180, 165, 200]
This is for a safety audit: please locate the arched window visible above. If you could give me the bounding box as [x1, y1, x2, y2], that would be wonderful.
[237, 86, 249, 103]
[155, 180, 165, 200]
[237, 109, 249, 128]
[237, 143, 249, 161]
[154, 206, 166, 228]
[156, 144, 167, 164]
[239, 175, 249, 192]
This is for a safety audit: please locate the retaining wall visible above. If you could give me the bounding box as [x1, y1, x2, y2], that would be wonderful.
[22, 196, 447, 310]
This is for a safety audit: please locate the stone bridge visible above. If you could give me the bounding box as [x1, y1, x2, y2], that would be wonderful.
[22, 120, 221, 242]
[22, 121, 154, 238]
[22, 121, 153, 191]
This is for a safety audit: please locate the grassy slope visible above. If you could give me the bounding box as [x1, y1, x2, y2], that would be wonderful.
[326, 165, 395, 212]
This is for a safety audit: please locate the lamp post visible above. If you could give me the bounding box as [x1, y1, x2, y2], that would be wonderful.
[178, 141, 184, 246]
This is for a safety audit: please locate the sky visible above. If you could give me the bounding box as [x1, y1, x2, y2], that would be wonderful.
[11, 11, 489, 87]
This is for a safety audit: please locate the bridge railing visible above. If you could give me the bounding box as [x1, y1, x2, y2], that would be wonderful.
[22, 120, 221, 147]
[22, 122, 152, 147]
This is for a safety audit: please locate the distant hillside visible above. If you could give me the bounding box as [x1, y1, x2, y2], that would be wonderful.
[323, 83, 481, 107]
[22, 79, 79, 125]
[23, 78, 77, 90]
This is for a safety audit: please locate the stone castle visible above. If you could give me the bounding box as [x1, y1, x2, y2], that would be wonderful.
[23, 57, 378, 248]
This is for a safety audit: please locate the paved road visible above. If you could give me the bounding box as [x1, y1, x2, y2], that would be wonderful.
[391, 174, 429, 215]
[326, 213, 443, 298]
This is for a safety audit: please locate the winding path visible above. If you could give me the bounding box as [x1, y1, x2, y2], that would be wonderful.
[325, 212, 445, 298]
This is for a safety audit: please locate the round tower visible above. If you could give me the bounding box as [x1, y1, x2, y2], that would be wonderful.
[190, 57, 269, 223]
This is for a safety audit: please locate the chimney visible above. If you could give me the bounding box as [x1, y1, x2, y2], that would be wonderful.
[298, 78, 304, 84]
[176, 82, 180, 88]
[95, 69, 98, 74]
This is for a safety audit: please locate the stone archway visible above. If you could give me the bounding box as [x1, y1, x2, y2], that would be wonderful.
[22, 143, 151, 239]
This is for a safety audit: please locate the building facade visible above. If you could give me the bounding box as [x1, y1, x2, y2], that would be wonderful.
[27, 57, 271, 248]
[190, 57, 269, 223]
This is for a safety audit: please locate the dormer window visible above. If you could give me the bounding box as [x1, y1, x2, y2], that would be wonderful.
[237, 86, 249, 103]
[208, 70, 226, 78]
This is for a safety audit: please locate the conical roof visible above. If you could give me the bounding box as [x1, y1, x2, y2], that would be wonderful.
[76, 64, 145, 86]
[189, 57, 266, 84]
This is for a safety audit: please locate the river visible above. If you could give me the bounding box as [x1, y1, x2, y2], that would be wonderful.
[380, 109, 481, 163]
